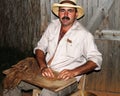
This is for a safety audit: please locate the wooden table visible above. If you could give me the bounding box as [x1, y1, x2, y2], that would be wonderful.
[23, 74, 77, 92]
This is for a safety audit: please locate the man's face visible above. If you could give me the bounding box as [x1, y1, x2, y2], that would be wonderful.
[58, 7, 78, 27]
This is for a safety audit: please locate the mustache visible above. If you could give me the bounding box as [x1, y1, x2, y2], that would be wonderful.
[62, 16, 70, 20]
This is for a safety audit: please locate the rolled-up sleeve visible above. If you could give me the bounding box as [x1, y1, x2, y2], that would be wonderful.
[83, 32, 102, 70]
[33, 28, 49, 54]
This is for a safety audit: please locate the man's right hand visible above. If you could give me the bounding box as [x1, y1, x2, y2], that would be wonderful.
[41, 67, 55, 79]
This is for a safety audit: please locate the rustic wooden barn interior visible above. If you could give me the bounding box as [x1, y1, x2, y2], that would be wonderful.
[0, 0, 120, 96]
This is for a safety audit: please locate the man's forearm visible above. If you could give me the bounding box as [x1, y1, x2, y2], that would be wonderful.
[73, 61, 98, 76]
[35, 49, 47, 70]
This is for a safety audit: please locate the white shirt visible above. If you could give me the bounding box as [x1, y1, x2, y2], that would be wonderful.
[34, 19, 102, 81]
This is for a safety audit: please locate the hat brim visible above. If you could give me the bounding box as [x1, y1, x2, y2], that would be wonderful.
[52, 3, 84, 19]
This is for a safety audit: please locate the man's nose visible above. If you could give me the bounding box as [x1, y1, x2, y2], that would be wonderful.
[64, 11, 68, 16]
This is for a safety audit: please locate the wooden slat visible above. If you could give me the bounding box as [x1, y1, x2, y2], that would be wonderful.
[95, 30, 120, 40]
[114, 0, 120, 29]
[87, 0, 93, 22]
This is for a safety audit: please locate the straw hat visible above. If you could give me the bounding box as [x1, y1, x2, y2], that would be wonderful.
[52, 0, 84, 19]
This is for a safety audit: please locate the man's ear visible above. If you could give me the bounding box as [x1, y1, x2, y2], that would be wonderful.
[75, 12, 78, 19]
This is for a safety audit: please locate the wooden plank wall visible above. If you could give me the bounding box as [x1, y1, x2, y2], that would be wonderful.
[0, 0, 40, 51]
[0, 0, 50, 52]
[85, 39, 120, 93]
[0, 0, 120, 51]
[80, 0, 120, 94]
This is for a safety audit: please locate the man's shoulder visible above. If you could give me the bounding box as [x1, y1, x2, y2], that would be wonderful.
[75, 21, 87, 31]
[73, 21, 93, 37]
[47, 19, 60, 28]
[74, 21, 89, 33]
[50, 19, 60, 25]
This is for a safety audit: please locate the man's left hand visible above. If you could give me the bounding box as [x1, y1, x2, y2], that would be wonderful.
[57, 69, 75, 80]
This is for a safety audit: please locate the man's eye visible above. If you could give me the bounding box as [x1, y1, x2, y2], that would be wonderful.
[59, 9, 65, 12]
[68, 9, 74, 13]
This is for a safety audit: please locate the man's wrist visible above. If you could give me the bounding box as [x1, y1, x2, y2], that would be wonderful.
[40, 66, 47, 72]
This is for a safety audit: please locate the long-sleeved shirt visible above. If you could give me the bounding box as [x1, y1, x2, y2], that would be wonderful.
[34, 19, 102, 81]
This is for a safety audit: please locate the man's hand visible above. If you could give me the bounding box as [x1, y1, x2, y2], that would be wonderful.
[41, 67, 55, 78]
[57, 69, 75, 80]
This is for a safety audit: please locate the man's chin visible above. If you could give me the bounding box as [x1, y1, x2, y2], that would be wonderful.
[62, 21, 69, 25]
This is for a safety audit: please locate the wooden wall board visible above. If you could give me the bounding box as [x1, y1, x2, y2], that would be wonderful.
[85, 39, 120, 93]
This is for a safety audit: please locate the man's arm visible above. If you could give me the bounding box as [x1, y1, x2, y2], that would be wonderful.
[72, 60, 98, 76]
[35, 49, 47, 71]
[35, 49, 55, 78]
[58, 60, 97, 80]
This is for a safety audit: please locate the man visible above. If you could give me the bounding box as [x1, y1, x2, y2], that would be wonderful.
[34, 0, 102, 95]
[3, 0, 102, 96]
